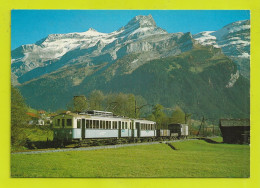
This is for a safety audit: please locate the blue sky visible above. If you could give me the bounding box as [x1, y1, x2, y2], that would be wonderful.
[11, 10, 250, 50]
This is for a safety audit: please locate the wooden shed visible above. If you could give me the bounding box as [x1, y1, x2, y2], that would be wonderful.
[219, 119, 250, 144]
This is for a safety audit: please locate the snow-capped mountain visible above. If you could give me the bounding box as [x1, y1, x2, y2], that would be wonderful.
[11, 15, 250, 118]
[12, 15, 196, 85]
[11, 15, 250, 86]
[193, 20, 250, 78]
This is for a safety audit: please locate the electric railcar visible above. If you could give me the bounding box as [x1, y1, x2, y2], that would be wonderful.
[53, 110, 157, 142]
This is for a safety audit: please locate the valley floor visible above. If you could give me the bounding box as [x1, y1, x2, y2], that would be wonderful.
[11, 139, 249, 178]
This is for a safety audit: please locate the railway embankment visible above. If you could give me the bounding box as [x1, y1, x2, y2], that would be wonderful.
[12, 139, 195, 155]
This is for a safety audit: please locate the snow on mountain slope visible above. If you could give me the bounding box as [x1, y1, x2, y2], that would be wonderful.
[11, 16, 250, 85]
[193, 20, 250, 57]
[192, 31, 218, 47]
[11, 15, 193, 85]
[193, 20, 250, 78]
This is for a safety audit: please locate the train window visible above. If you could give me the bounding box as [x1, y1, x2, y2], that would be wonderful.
[98, 120, 100, 129]
[67, 119, 72, 127]
[94, 120, 96, 129]
[86, 120, 90, 128]
[125, 122, 128, 129]
[90, 120, 93, 129]
[115, 121, 117, 129]
[102, 121, 105, 129]
[57, 119, 60, 127]
[122, 122, 124, 129]
[77, 119, 81, 128]
[109, 121, 111, 129]
[112, 121, 115, 129]
[62, 119, 65, 128]
[106, 121, 109, 129]
[94, 120, 98, 129]
[94, 120, 97, 129]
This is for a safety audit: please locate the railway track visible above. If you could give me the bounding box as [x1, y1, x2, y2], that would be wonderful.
[11, 139, 195, 155]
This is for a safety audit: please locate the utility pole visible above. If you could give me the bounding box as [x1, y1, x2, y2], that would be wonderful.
[197, 116, 205, 137]
[202, 116, 205, 136]
[135, 100, 137, 118]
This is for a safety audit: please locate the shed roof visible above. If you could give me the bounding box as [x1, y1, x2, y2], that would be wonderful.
[220, 119, 250, 127]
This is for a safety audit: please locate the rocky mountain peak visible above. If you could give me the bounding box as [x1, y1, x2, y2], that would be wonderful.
[87, 27, 97, 32]
[124, 14, 157, 30]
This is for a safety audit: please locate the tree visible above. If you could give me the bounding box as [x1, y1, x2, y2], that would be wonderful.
[73, 95, 88, 112]
[105, 93, 136, 118]
[135, 95, 149, 118]
[11, 85, 29, 147]
[169, 106, 185, 124]
[89, 90, 105, 110]
[151, 104, 168, 129]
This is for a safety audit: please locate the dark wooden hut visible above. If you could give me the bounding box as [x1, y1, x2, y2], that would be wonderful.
[219, 119, 250, 144]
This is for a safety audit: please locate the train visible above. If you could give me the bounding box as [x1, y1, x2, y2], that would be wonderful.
[52, 110, 188, 145]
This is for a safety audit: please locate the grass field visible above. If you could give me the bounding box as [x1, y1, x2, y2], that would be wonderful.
[11, 139, 249, 178]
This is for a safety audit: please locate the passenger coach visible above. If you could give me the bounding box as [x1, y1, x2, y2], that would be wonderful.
[53, 110, 157, 141]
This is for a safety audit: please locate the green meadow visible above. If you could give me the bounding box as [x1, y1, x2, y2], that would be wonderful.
[11, 139, 249, 178]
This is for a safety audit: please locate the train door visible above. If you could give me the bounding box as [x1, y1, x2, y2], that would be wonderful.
[136, 122, 140, 138]
[81, 119, 85, 139]
[131, 121, 135, 138]
[118, 121, 121, 138]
